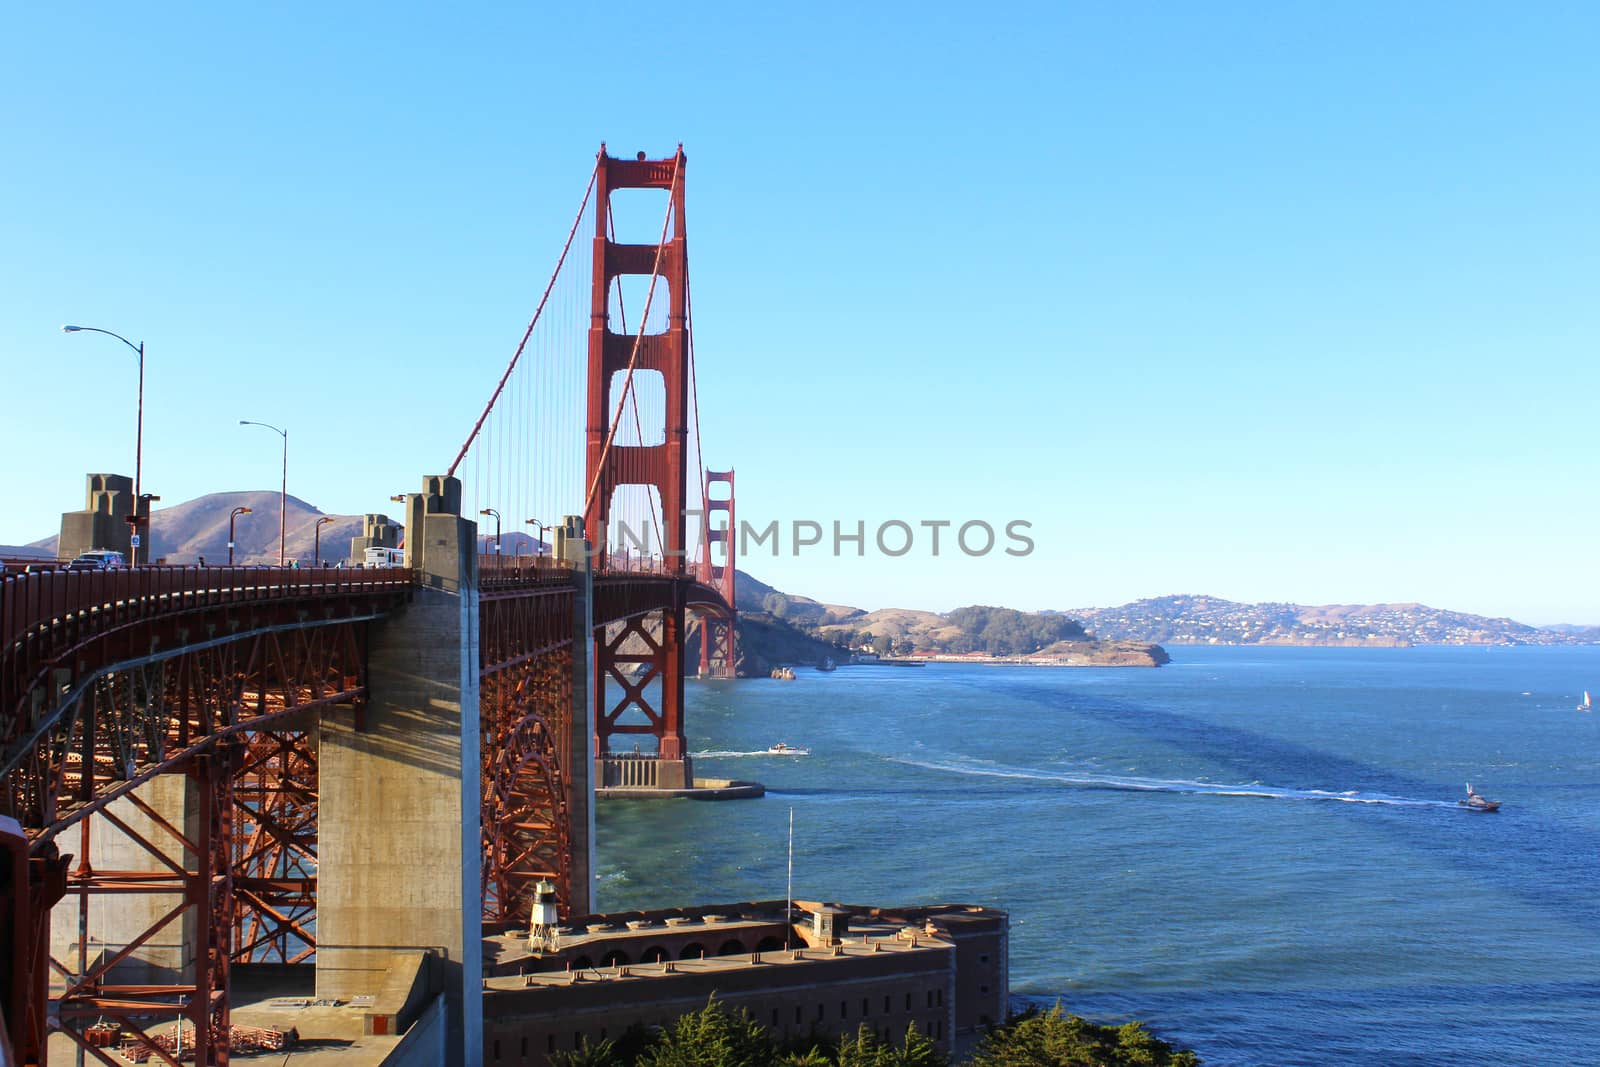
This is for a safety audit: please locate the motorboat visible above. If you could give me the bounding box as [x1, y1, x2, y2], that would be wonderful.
[1458, 783, 1501, 813]
[765, 742, 810, 756]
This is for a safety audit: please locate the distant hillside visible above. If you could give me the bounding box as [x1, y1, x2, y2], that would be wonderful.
[732, 574, 1166, 665]
[1068, 594, 1599, 647]
[735, 570, 865, 627]
[29, 491, 380, 565]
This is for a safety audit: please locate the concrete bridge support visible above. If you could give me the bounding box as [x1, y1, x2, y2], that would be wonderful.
[562, 517, 596, 917]
[317, 475, 482, 1065]
[49, 775, 199, 989]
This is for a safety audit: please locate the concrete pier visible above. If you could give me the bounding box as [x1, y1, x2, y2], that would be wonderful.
[50, 775, 199, 989]
[317, 475, 482, 1066]
[563, 521, 596, 916]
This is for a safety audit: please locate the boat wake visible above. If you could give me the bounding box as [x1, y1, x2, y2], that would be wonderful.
[692, 749, 798, 758]
[888, 757, 1456, 808]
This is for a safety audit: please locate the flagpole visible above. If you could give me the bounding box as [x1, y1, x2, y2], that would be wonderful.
[786, 806, 794, 950]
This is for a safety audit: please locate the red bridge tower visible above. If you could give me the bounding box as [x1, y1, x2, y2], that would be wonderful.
[698, 469, 738, 679]
[584, 146, 693, 785]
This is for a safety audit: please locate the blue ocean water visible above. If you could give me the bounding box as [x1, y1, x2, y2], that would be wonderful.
[593, 646, 1600, 1066]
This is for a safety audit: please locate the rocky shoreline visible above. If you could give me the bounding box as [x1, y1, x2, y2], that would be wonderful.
[919, 639, 1170, 667]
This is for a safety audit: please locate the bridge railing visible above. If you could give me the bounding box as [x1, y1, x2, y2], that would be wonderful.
[477, 553, 576, 593]
[593, 552, 690, 577]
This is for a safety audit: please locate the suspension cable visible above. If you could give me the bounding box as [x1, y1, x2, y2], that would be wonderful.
[447, 160, 600, 478]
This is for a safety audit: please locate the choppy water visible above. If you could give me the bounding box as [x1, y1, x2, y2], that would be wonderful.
[594, 646, 1600, 1066]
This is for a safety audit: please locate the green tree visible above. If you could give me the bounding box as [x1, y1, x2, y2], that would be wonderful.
[552, 1036, 625, 1067]
[639, 997, 776, 1067]
[969, 1006, 1199, 1067]
[778, 1047, 833, 1067]
[836, 1023, 945, 1067]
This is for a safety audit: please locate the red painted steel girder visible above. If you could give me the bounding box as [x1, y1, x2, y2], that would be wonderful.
[50, 748, 236, 1066]
[0, 566, 411, 787]
[594, 574, 727, 622]
[4, 620, 372, 839]
[479, 585, 577, 925]
[481, 654, 572, 925]
[3, 610, 373, 1066]
[230, 730, 318, 964]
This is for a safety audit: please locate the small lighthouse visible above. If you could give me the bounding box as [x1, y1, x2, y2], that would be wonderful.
[528, 879, 561, 953]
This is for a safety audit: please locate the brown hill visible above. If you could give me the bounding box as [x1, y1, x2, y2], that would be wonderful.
[31, 491, 372, 565]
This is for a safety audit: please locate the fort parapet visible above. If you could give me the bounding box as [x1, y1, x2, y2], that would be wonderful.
[480, 900, 1009, 1066]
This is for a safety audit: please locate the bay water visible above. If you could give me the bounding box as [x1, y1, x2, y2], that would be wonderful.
[594, 646, 1600, 1066]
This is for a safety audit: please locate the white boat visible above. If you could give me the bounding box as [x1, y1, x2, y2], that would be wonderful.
[1580, 690, 1593, 712]
[1458, 782, 1501, 813]
[765, 742, 810, 756]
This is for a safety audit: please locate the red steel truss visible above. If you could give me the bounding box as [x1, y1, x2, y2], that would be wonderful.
[230, 729, 318, 964]
[479, 579, 577, 925]
[696, 469, 738, 679]
[53, 749, 236, 1067]
[0, 566, 405, 1066]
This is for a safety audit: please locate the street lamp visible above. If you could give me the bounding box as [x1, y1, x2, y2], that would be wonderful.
[479, 507, 501, 554]
[62, 325, 146, 563]
[525, 518, 550, 558]
[239, 420, 288, 565]
[228, 506, 252, 565]
[314, 516, 335, 567]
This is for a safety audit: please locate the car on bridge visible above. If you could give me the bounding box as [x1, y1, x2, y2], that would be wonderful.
[67, 549, 127, 570]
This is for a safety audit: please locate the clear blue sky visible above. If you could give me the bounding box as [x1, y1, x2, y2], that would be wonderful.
[3, 2, 1596, 624]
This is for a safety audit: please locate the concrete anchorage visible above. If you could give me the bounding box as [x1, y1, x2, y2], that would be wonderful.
[57, 473, 135, 562]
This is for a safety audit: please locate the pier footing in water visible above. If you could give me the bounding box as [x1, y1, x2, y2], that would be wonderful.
[596, 777, 764, 801]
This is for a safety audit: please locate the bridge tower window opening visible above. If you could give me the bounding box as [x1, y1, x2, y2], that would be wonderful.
[607, 186, 672, 246]
[609, 273, 672, 337]
[605, 483, 666, 563]
[607, 368, 666, 447]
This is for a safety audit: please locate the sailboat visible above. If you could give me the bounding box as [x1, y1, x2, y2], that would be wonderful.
[1580, 690, 1593, 713]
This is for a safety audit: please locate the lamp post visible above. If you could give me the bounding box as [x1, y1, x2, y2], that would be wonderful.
[228, 506, 252, 565]
[479, 508, 501, 555]
[525, 518, 550, 558]
[62, 325, 146, 563]
[314, 516, 335, 566]
[239, 421, 288, 565]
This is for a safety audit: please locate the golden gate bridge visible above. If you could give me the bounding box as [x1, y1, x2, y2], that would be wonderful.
[0, 145, 737, 1066]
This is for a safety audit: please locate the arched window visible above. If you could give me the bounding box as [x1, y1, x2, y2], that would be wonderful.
[600, 949, 630, 968]
[715, 939, 746, 957]
[640, 945, 669, 964]
[678, 943, 705, 960]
